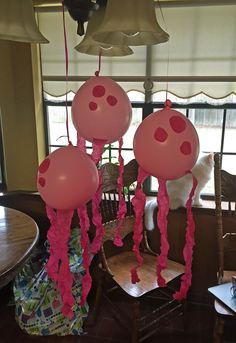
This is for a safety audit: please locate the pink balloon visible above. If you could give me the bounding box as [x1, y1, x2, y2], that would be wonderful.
[72, 76, 132, 144]
[133, 106, 199, 180]
[37, 145, 99, 210]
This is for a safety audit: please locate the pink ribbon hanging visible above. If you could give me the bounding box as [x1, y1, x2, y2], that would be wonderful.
[113, 137, 127, 247]
[156, 178, 170, 287]
[174, 172, 198, 300]
[130, 166, 149, 283]
[46, 205, 74, 318]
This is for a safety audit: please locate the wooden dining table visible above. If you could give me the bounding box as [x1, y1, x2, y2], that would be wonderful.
[0, 206, 39, 288]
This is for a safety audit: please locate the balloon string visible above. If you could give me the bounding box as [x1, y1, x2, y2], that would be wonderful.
[95, 51, 102, 77]
[157, 0, 170, 101]
[62, 3, 71, 145]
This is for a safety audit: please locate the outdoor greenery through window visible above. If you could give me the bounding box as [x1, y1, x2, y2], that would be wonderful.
[44, 91, 236, 197]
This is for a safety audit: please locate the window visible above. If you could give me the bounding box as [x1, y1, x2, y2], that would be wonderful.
[44, 91, 145, 165]
[44, 91, 236, 197]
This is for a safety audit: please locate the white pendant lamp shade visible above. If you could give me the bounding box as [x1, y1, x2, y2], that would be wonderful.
[93, 0, 169, 46]
[0, 0, 49, 43]
[75, 7, 133, 56]
[92, 0, 169, 46]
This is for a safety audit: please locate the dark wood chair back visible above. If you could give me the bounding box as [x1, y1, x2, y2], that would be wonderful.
[91, 159, 185, 343]
[214, 153, 236, 283]
[100, 158, 138, 231]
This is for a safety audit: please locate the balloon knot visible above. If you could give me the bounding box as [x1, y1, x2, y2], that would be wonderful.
[165, 99, 172, 108]
[95, 71, 99, 77]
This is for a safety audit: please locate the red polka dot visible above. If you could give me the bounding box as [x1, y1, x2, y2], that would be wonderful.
[38, 177, 46, 187]
[92, 85, 105, 97]
[180, 141, 192, 155]
[89, 102, 97, 111]
[169, 116, 186, 133]
[107, 95, 117, 106]
[154, 127, 168, 142]
[39, 158, 50, 173]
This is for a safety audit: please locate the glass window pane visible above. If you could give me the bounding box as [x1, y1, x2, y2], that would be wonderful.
[121, 150, 135, 165]
[222, 155, 236, 174]
[223, 109, 236, 154]
[150, 176, 158, 192]
[122, 108, 143, 149]
[188, 108, 223, 153]
[101, 147, 118, 165]
[127, 91, 145, 102]
[47, 106, 77, 147]
[49, 146, 58, 153]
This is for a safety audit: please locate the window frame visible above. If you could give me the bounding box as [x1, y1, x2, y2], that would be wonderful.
[44, 98, 236, 198]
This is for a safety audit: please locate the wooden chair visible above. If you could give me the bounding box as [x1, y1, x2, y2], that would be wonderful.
[212, 153, 236, 343]
[93, 159, 185, 343]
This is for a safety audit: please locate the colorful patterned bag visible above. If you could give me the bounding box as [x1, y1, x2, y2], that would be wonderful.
[14, 227, 89, 336]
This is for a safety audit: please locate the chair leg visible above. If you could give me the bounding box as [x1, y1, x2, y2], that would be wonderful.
[213, 315, 225, 343]
[182, 299, 189, 332]
[131, 301, 140, 343]
[89, 278, 103, 326]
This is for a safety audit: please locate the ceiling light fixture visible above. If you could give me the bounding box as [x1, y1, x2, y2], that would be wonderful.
[92, 0, 169, 46]
[75, 7, 133, 56]
[0, 0, 48, 43]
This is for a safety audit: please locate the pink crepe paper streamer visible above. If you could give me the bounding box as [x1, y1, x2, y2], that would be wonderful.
[77, 205, 92, 306]
[46, 205, 74, 318]
[156, 178, 170, 287]
[76, 135, 97, 305]
[113, 137, 127, 247]
[77, 135, 86, 153]
[91, 139, 105, 165]
[130, 166, 150, 283]
[91, 139, 105, 255]
[173, 172, 198, 300]
[91, 171, 104, 255]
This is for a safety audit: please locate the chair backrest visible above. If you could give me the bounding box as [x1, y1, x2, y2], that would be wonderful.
[214, 153, 236, 283]
[100, 159, 138, 223]
[99, 159, 138, 264]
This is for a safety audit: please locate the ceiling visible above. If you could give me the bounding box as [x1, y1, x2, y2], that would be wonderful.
[33, 0, 236, 8]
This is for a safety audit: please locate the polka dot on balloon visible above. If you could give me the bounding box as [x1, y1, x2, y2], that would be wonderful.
[38, 158, 50, 173]
[154, 127, 168, 142]
[38, 177, 46, 187]
[170, 116, 186, 133]
[180, 141, 192, 155]
[89, 102, 97, 111]
[92, 85, 105, 97]
[107, 95, 118, 106]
